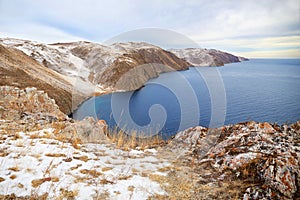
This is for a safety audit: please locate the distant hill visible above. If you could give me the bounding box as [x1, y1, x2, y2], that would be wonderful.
[169, 48, 248, 67]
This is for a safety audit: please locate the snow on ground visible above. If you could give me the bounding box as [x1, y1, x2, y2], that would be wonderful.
[0, 129, 170, 199]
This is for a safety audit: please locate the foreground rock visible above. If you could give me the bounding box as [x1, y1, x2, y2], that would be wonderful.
[0, 86, 107, 143]
[170, 48, 248, 66]
[165, 121, 300, 199]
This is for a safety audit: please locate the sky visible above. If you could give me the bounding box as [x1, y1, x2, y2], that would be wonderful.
[0, 0, 299, 58]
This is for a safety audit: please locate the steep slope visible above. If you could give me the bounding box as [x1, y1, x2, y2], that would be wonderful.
[0, 44, 84, 114]
[169, 48, 248, 66]
[54, 42, 191, 91]
[1, 39, 191, 91]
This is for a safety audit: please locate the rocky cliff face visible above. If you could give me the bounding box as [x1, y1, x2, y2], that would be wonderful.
[0, 86, 67, 121]
[169, 121, 300, 199]
[0, 86, 108, 143]
[169, 48, 248, 66]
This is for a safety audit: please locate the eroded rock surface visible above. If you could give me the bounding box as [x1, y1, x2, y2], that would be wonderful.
[0, 86, 107, 143]
[167, 121, 300, 199]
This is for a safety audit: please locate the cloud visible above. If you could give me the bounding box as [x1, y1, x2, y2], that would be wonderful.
[0, 23, 86, 43]
[238, 49, 300, 58]
[198, 35, 300, 51]
[0, 0, 299, 57]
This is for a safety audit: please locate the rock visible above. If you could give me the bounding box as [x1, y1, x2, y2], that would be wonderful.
[0, 86, 67, 121]
[63, 117, 109, 143]
[173, 121, 300, 199]
[260, 122, 275, 134]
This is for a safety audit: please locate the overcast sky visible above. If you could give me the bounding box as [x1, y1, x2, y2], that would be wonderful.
[0, 0, 299, 58]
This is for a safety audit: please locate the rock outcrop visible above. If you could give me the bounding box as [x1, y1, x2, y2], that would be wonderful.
[169, 48, 248, 66]
[170, 121, 300, 199]
[0, 86, 66, 121]
[0, 86, 108, 143]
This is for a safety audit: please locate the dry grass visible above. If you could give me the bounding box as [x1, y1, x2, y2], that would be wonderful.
[73, 155, 89, 162]
[80, 169, 102, 177]
[9, 174, 17, 180]
[100, 178, 114, 185]
[149, 172, 195, 199]
[70, 164, 82, 171]
[128, 185, 135, 192]
[31, 177, 51, 188]
[102, 167, 113, 172]
[58, 188, 78, 200]
[0, 150, 9, 157]
[107, 127, 165, 151]
[29, 132, 40, 139]
[45, 153, 66, 157]
[117, 175, 132, 181]
[8, 166, 20, 172]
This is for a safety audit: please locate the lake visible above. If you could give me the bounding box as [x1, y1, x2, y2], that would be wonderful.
[73, 59, 300, 139]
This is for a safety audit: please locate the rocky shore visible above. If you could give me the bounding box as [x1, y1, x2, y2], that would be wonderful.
[0, 86, 299, 199]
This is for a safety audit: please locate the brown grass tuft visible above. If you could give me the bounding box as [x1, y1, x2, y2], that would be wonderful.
[31, 177, 51, 188]
[45, 153, 66, 157]
[8, 166, 20, 172]
[80, 169, 102, 177]
[9, 174, 17, 179]
[102, 167, 113, 172]
[107, 128, 165, 151]
[73, 155, 89, 162]
[58, 188, 78, 200]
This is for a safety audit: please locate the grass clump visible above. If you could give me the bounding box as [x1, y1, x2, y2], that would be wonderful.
[107, 127, 166, 151]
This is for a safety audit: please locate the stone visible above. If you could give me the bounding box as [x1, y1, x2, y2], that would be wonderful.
[173, 121, 300, 199]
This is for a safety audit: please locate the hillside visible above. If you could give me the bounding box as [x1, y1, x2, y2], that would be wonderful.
[169, 48, 248, 66]
[0, 38, 191, 91]
[0, 44, 82, 114]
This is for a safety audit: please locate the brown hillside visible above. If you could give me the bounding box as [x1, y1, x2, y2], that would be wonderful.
[0, 44, 75, 114]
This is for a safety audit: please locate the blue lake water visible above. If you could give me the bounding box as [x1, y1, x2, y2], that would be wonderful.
[73, 59, 300, 139]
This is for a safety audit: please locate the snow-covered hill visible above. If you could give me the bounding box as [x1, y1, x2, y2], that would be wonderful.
[0, 38, 190, 91]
